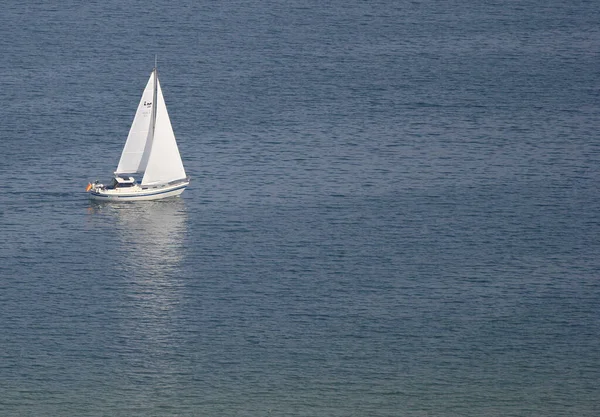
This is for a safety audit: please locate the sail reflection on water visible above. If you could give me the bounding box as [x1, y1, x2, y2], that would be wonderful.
[86, 199, 190, 386]
[113, 199, 188, 278]
[87, 198, 188, 310]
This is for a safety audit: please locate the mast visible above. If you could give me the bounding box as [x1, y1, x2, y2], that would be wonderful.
[151, 57, 158, 141]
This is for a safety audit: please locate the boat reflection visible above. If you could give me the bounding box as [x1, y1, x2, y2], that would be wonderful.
[88, 198, 188, 280]
[87, 198, 189, 381]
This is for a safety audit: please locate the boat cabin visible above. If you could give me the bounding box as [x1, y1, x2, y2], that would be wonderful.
[109, 176, 137, 189]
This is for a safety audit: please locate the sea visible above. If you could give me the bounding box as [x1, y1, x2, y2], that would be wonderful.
[1, 1, 599, 416]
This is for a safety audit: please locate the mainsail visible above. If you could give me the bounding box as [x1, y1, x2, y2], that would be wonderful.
[116, 73, 155, 175]
[115, 69, 186, 185]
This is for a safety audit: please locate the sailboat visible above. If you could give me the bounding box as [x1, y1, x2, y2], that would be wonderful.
[87, 63, 189, 201]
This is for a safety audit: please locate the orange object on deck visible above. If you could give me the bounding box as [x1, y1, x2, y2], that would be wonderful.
[86, 183, 92, 192]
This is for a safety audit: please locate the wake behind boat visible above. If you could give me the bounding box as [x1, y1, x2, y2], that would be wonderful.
[87, 63, 189, 201]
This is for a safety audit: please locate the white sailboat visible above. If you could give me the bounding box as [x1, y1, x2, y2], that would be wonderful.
[87, 63, 189, 201]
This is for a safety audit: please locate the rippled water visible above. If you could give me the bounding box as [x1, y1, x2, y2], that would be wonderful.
[1, 1, 599, 415]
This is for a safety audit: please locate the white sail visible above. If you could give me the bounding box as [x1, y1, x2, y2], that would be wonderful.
[141, 77, 186, 185]
[116, 73, 155, 174]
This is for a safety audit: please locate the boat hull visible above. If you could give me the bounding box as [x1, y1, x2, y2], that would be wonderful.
[89, 181, 189, 202]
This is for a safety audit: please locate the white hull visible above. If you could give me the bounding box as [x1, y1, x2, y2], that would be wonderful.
[90, 181, 189, 202]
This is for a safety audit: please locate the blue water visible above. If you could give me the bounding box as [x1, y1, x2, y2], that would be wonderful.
[1, 1, 600, 415]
